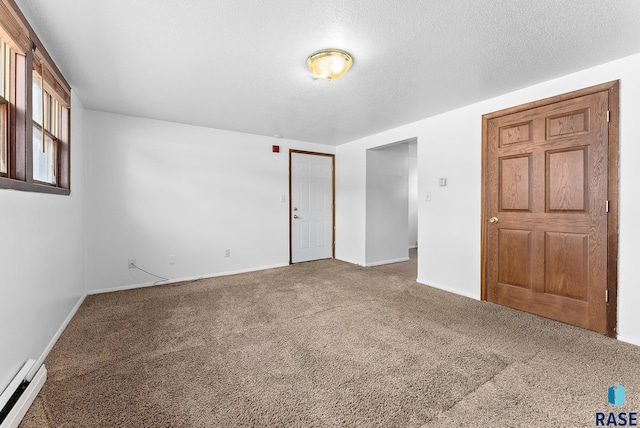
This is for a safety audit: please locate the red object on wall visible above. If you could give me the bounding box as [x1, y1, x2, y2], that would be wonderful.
[272, 145, 280, 153]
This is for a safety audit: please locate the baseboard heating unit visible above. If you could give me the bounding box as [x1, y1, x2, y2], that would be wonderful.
[0, 360, 47, 428]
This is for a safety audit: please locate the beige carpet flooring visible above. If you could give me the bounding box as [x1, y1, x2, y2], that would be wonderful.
[20, 258, 640, 427]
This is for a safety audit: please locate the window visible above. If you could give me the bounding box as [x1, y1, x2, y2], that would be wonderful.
[0, 0, 71, 194]
[0, 38, 8, 176]
[33, 66, 61, 185]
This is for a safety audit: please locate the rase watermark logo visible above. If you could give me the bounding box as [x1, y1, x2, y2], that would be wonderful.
[596, 383, 637, 426]
[610, 384, 626, 408]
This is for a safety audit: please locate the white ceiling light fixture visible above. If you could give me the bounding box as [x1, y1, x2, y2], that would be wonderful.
[307, 49, 353, 81]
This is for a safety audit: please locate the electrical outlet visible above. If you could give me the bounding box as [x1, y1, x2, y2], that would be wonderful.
[224, 249, 231, 257]
[168, 255, 176, 265]
[128, 259, 136, 269]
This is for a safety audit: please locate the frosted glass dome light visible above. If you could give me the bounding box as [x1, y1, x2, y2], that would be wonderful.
[307, 49, 353, 81]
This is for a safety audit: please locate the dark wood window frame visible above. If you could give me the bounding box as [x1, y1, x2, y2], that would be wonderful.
[0, 0, 71, 196]
[0, 95, 7, 177]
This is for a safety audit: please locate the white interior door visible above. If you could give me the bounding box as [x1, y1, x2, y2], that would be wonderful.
[290, 152, 333, 263]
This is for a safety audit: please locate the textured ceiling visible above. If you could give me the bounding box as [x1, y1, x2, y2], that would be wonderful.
[13, 0, 640, 145]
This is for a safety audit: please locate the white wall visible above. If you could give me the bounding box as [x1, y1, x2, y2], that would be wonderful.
[365, 143, 409, 266]
[85, 111, 334, 292]
[336, 53, 640, 346]
[0, 93, 87, 394]
[408, 141, 418, 248]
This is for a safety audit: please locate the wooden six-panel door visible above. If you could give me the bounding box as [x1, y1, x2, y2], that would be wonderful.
[483, 84, 617, 335]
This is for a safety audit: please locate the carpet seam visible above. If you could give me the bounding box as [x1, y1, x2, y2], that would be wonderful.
[45, 342, 207, 385]
[39, 395, 54, 428]
[47, 300, 380, 384]
[418, 351, 541, 427]
[216, 299, 382, 342]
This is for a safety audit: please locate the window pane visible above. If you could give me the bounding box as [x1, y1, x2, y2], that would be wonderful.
[33, 126, 57, 184]
[0, 39, 7, 99]
[0, 40, 5, 98]
[44, 91, 51, 131]
[33, 73, 42, 125]
[52, 98, 59, 137]
[0, 40, 6, 175]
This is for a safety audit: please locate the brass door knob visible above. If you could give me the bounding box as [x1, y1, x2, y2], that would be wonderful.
[489, 217, 499, 223]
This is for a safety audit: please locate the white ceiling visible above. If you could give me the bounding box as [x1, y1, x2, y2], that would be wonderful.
[14, 0, 640, 145]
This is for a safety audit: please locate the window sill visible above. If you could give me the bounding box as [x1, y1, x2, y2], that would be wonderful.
[0, 177, 70, 195]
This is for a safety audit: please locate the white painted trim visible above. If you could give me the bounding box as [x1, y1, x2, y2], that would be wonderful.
[25, 294, 86, 382]
[335, 257, 363, 266]
[617, 334, 640, 347]
[0, 360, 35, 412]
[366, 257, 410, 267]
[88, 263, 290, 295]
[88, 281, 157, 295]
[416, 278, 481, 301]
[0, 365, 46, 428]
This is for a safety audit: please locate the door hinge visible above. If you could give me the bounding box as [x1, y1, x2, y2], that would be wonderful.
[605, 289, 609, 303]
[607, 110, 610, 122]
[606, 200, 610, 213]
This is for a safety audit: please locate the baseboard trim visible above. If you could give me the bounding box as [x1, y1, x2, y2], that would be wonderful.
[617, 334, 640, 347]
[26, 294, 86, 382]
[365, 257, 410, 267]
[416, 278, 480, 301]
[88, 263, 291, 295]
[335, 257, 364, 267]
[88, 280, 157, 295]
[0, 365, 46, 428]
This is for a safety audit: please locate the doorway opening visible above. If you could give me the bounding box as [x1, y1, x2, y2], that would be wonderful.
[365, 137, 418, 280]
